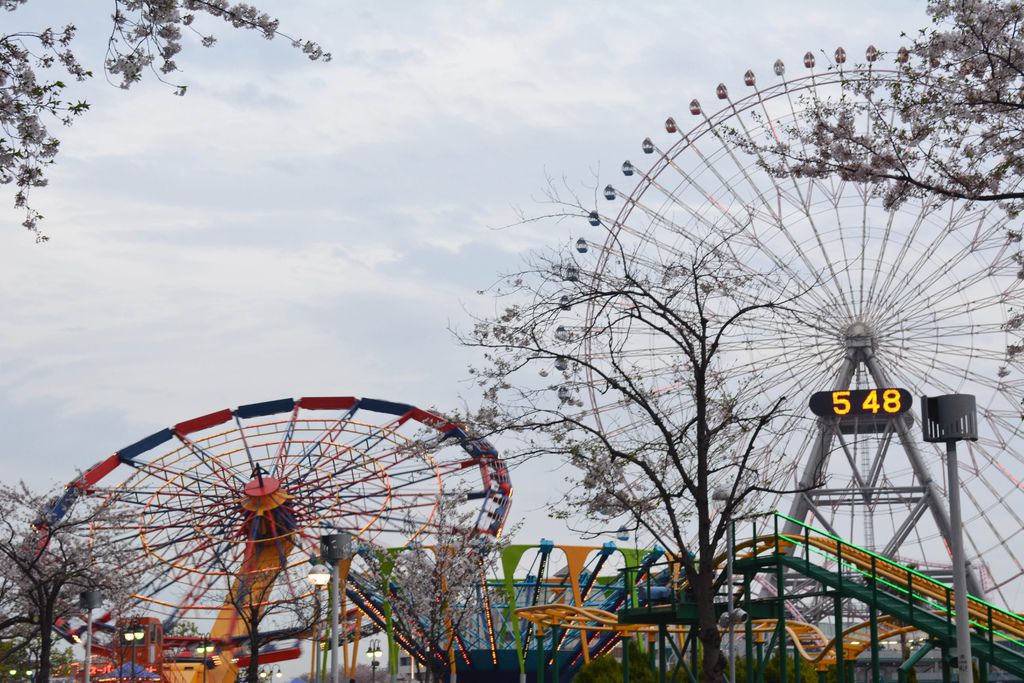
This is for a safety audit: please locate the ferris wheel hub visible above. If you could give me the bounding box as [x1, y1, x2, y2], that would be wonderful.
[243, 476, 281, 497]
[844, 321, 875, 348]
[240, 476, 293, 515]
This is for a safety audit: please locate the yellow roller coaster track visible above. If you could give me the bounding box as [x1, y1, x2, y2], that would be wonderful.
[513, 604, 915, 671]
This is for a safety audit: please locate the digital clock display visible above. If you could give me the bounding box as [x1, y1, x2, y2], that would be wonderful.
[808, 388, 912, 417]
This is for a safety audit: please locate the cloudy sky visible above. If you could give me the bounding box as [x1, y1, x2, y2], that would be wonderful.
[0, 1, 927, 546]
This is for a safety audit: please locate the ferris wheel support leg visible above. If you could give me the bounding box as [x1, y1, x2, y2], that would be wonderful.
[862, 352, 984, 598]
[782, 354, 857, 535]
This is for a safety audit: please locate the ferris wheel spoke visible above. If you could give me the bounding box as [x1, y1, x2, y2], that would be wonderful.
[739, 228, 850, 313]
[270, 404, 303, 478]
[173, 433, 248, 490]
[978, 419, 1024, 468]
[874, 203, 990, 313]
[124, 457, 231, 496]
[279, 408, 362, 480]
[757, 86, 859, 317]
[881, 251, 1001, 321]
[893, 293, 1011, 334]
[288, 420, 409, 488]
[895, 319, 1009, 341]
[647, 145, 845, 315]
[958, 479, 1022, 587]
[860, 70, 910, 318]
[136, 562, 221, 613]
[866, 201, 945, 315]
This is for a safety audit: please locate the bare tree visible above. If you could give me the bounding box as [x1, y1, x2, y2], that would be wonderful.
[752, 1, 1024, 214]
[215, 558, 316, 683]
[461, 186, 804, 683]
[0, 482, 135, 683]
[2, 1, 330, 240]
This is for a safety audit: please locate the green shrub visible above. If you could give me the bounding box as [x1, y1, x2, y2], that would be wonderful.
[573, 639, 655, 683]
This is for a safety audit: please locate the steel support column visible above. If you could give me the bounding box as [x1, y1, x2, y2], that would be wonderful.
[782, 354, 857, 535]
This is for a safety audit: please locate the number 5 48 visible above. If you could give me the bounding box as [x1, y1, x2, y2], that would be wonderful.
[831, 389, 903, 415]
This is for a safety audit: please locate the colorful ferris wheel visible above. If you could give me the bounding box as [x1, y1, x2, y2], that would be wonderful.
[47, 396, 510, 680]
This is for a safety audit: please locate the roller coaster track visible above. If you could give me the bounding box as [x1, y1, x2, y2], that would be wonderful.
[514, 605, 916, 671]
[741, 515, 1024, 677]
[522, 514, 1024, 678]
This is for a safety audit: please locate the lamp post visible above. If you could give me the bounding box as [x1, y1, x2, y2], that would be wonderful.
[922, 394, 979, 683]
[320, 532, 354, 683]
[79, 591, 103, 683]
[366, 640, 383, 683]
[308, 565, 331, 683]
[195, 641, 214, 683]
[122, 621, 145, 683]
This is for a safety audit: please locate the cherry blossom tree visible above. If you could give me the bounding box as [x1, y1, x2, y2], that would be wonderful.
[461, 185, 804, 683]
[754, 1, 1024, 214]
[361, 495, 511, 683]
[1, 1, 329, 240]
[742, 0, 1024, 359]
[0, 482, 137, 683]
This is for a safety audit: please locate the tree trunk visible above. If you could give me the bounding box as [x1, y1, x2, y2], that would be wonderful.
[38, 605, 53, 683]
[694, 571, 726, 683]
[247, 619, 260, 683]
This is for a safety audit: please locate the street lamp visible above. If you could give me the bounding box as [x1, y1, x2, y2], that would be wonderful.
[256, 666, 281, 681]
[307, 565, 331, 683]
[320, 532, 354, 683]
[121, 622, 146, 683]
[307, 565, 331, 587]
[79, 590, 103, 683]
[365, 640, 383, 683]
[195, 642, 214, 683]
[922, 394, 979, 683]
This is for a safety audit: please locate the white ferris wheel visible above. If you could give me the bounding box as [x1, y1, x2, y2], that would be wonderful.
[563, 47, 1024, 611]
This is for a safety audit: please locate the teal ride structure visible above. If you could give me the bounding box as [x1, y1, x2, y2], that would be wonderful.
[343, 539, 667, 683]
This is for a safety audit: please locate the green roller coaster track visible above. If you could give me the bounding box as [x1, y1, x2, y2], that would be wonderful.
[616, 513, 1024, 683]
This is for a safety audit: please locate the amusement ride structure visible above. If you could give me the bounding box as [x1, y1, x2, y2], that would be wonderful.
[46, 396, 512, 683]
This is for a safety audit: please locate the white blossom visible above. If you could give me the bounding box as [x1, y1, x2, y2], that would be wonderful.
[1, 1, 330, 240]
